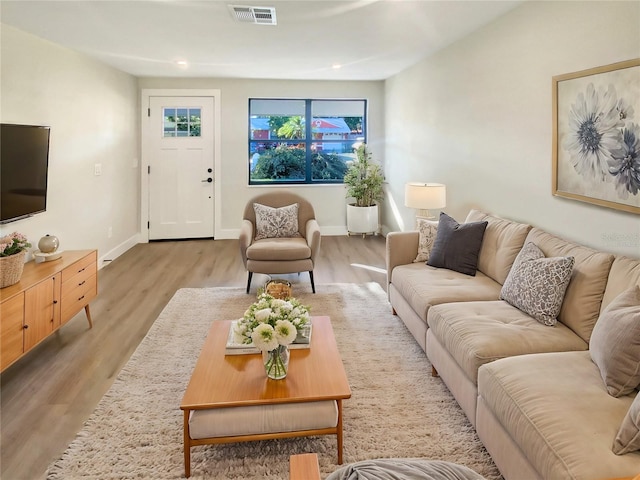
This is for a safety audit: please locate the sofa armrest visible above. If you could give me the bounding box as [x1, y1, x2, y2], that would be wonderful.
[305, 219, 321, 263]
[239, 219, 254, 268]
[386, 231, 419, 285]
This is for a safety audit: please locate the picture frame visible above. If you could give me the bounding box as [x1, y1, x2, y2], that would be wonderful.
[552, 59, 640, 214]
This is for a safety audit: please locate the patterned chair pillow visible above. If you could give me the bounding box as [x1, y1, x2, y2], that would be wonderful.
[413, 218, 439, 263]
[591, 286, 640, 398]
[253, 203, 301, 240]
[500, 241, 574, 326]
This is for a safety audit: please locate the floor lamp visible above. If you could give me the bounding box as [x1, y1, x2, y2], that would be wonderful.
[404, 182, 446, 223]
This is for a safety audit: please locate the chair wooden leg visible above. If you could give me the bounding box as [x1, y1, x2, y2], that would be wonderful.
[309, 271, 316, 293]
[246, 272, 253, 293]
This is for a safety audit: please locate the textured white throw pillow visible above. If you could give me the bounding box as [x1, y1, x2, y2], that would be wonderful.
[253, 203, 301, 240]
[500, 242, 574, 326]
[413, 218, 438, 263]
[590, 286, 640, 397]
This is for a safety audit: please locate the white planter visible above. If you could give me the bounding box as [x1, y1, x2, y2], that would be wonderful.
[347, 204, 379, 236]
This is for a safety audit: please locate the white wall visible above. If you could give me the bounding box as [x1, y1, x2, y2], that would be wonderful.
[1, 25, 140, 265]
[137, 77, 385, 238]
[383, 1, 640, 258]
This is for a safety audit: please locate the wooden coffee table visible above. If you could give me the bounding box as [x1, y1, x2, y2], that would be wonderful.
[180, 316, 351, 477]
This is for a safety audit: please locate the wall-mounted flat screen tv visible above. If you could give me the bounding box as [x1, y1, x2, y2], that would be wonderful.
[1, 123, 51, 224]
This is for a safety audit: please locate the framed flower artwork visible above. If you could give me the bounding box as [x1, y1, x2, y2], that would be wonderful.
[552, 59, 640, 214]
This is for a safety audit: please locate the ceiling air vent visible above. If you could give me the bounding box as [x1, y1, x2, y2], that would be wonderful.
[229, 5, 277, 25]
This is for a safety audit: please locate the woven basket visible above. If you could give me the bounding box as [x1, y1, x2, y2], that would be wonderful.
[264, 279, 292, 300]
[0, 250, 27, 288]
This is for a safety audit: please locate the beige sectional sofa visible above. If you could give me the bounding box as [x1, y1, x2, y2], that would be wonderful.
[386, 210, 640, 480]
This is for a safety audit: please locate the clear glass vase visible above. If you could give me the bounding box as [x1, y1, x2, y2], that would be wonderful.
[262, 344, 290, 380]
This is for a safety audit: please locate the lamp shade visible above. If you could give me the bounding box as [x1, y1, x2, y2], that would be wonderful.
[404, 183, 446, 210]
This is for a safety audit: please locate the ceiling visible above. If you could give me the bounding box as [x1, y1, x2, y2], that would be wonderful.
[0, 0, 522, 81]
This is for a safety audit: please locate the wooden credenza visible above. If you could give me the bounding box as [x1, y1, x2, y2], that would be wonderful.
[0, 250, 97, 372]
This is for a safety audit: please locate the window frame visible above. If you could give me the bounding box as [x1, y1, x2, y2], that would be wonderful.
[248, 98, 367, 185]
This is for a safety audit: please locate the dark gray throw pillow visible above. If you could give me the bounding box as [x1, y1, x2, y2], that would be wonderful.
[427, 212, 488, 276]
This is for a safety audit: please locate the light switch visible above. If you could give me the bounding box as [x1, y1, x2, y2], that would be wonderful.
[94, 163, 102, 176]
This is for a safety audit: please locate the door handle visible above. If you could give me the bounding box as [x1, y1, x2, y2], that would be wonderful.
[202, 178, 213, 183]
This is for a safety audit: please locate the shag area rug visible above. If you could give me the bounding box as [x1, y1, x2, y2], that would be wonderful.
[47, 283, 501, 480]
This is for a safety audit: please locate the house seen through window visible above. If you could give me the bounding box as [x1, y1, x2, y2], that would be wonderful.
[248, 98, 367, 184]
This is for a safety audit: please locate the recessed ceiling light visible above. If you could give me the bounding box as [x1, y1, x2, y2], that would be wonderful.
[332, 64, 342, 70]
[175, 60, 188, 67]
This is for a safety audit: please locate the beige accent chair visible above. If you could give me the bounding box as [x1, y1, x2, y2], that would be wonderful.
[239, 191, 321, 293]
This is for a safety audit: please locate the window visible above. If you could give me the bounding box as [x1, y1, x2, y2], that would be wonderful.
[248, 98, 366, 184]
[163, 107, 201, 137]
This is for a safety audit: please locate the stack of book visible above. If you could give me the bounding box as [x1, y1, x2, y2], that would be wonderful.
[225, 320, 312, 355]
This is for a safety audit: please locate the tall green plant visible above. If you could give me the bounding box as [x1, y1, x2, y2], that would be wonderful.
[343, 144, 384, 207]
[277, 116, 304, 139]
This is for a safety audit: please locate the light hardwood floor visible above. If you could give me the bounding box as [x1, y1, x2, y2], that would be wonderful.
[0, 235, 387, 480]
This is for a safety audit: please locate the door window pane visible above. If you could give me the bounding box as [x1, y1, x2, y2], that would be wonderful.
[163, 107, 201, 137]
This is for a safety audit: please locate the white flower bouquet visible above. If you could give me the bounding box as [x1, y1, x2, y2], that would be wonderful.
[233, 292, 310, 351]
[234, 292, 311, 379]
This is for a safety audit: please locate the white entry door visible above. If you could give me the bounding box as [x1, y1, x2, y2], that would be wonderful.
[146, 96, 215, 240]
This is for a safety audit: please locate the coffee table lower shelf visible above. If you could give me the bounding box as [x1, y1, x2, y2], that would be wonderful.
[183, 399, 345, 478]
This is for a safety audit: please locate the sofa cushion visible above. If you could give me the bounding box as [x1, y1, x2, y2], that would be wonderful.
[427, 300, 587, 383]
[427, 213, 488, 276]
[524, 228, 614, 343]
[590, 286, 640, 397]
[465, 210, 532, 285]
[253, 203, 301, 240]
[602, 256, 640, 313]
[390, 263, 501, 323]
[413, 218, 439, 263]
[246, 237, 311, 261]
[614, 392, 640, 455]
[499, 242, 574, 326]
[478, 351, 640, 479]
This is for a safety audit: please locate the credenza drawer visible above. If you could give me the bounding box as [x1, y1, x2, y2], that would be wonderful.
[62, 251, 97, 287]
[61, 274, 97, 324]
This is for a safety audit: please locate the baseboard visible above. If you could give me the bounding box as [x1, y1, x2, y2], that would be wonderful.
[215, 228, 242, 240]
[99, 233, 141, 269]
[216, 226, 352, 239]
[322, 226, 349, 236]
[380, 225, 393, 237]
[136, 225, 389, 244]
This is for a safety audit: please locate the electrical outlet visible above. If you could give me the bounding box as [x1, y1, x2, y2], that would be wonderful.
[94, 163, 102, 176]
[107, 227, 112, 238]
